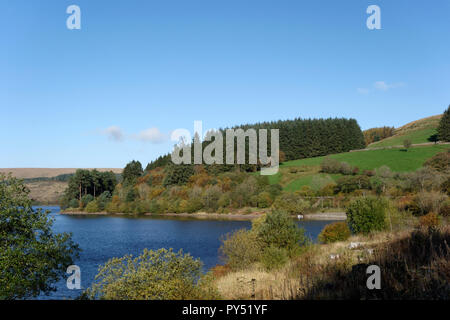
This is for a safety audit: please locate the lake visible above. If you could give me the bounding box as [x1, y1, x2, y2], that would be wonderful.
[36, 206, 339, 300]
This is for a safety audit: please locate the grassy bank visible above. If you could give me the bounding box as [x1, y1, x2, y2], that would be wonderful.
[213, 223, 449, 299]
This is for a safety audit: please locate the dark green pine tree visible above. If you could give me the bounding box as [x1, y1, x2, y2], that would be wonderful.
[437, 105, 450, 142]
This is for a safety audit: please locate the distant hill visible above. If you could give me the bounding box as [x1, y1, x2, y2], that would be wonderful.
[0, 168, 122, 179]
[368, 115, 442, 149]
[0, 168, 122, 205]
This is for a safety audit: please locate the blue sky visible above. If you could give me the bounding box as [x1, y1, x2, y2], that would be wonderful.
[1, 0, 449, 168]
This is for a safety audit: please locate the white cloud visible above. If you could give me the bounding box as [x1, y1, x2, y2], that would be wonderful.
[102, 126, 124, 142]
[357, 88, 370, 94]
[374, 81, 405, 91]
[357, 81, 406, 94]
[136, 127, 168, 144]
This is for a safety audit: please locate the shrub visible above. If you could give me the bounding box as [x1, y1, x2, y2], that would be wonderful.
[272, 192, 310, 214]
[318, 222, 351, 244]
[105, 200, 120, 213]
[261, 246, 289, 271]
[424, 150, 450, 173]
[419, 212, 441, 228]
[126, 188, 138, 202]
[363, 170, 375, 177]
[202, 185, 221, 211]
[68, 198, 79, 209]
[85, 201, 99, 213]
[97, 191, 112, 211]
[85, 248, 209, 300]
[376, 165, 393, 179]
[339, 162, 353, 175]
[184, 198, 203, 213]
[440, 200, 450, 217]
[218, 192, 232, 208]
[441, 177, 450, 195]
[319, 183, 337, 196]
[219, 229, 262, 271]
[266, 184, 283, 198]
[412, 191, 447, 215]
[320, 157, 341, 173]
[346, 196, 387, 234]
[254, 211, 309, 256]
[335, 175, 370, 193]
[256, 191, 273, 208]
[81, 194, 94, 208]
[403, 139, 412, 150]
[289, 167, 299, 174]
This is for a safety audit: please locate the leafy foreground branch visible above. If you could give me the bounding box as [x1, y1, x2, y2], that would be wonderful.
[0, 174, 80, 300]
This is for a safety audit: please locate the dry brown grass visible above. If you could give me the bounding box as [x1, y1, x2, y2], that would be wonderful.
[0, 168, 121, 179]
[26, 181, 68, 205]
[213, 225, 450, 300]
[396, 114, 442, 134]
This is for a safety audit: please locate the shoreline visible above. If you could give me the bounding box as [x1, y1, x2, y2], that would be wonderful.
[60, 210, 346, 221]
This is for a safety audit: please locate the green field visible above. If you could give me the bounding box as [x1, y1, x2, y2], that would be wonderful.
[368, 127, 437, 148]
[270, 144, 449, 190]
[282, 144, 448, 172]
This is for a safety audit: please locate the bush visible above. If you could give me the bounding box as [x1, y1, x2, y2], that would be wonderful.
[256, 191, 273, 208]
[335, 175, 370, 193]
[403, 139, 412, 150]
[419, 212, 441, 228]
[346, 196, 387, 234]
[441, 177, 450, 195]
[272, 192, 310, 214]
[254, 211, 309, 256]
[339, 162, 353, 175]
[261, 246, 288, 271]
[202, 185, 221, 211]
[440, 200, 450, 217]
[219, 229, 262, 271]
[85, 248, 210, 300]
[318, 222, 351, 244]
[85, 201, 99, 213]
[424, 150, 450, 173]
[412, 191, 447, 215]
[81, 194, 94, 208]
[68, 198, 79, 209]
[126, 188, 138, 202]
[97, 191, 112, 211]
[320, 157, 341, 173]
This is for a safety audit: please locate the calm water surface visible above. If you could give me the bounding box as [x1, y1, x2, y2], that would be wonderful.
[35, 206, 339, 300]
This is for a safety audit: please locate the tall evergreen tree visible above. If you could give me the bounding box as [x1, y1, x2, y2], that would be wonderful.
[437, 105, 450, 142]
[122, 160, 143, 185]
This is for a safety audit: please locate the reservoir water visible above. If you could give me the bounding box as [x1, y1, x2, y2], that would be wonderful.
[36, 206, 339, 300]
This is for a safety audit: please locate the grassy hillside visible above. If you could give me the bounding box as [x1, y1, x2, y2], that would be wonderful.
[368, 115, 441, 148]
[27, 181, 68, 205]
[0, 168, 122, 179]
[271, 144, 449, 191]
